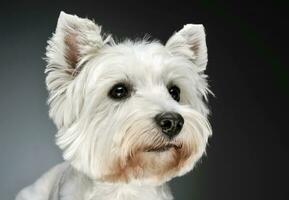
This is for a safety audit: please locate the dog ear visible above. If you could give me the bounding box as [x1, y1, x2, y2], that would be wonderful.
[166, 24, 207, 71]
[46, 11, 110, 78]
[45, 12, 112, 128]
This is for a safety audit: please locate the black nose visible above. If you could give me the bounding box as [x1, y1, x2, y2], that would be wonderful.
[155, 112, 184, 139]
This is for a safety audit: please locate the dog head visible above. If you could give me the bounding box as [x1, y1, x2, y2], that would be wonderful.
[45, 12, 212, 185]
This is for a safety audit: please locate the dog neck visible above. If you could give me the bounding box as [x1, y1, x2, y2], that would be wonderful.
[89, 181, 173, 200]
[57, 165, 173, 200]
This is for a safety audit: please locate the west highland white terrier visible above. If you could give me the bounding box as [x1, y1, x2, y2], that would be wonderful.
[16, 11, 212, 200]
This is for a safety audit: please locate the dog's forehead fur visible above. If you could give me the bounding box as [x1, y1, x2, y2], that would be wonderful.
[82, 40, 204, 98]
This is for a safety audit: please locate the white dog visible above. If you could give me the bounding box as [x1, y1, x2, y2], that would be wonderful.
[16, 11, 212, 200]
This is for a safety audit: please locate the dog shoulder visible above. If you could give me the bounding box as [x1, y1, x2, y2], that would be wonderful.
[15, 162, 69, 200]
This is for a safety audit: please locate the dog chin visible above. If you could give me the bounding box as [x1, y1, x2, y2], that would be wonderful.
[98, 140, 195, 185]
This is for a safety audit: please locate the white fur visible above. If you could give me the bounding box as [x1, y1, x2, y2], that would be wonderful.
[16, 11, 212, 200]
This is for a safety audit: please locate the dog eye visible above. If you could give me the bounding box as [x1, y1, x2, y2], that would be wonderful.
[109, 83, 130, 100]
[168, 85, 180, 102]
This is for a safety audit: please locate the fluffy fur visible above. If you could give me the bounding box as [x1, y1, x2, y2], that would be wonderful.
[16, 11, 212, 200]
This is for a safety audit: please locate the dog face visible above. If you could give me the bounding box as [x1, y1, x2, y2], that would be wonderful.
[45, 12, 212, 185]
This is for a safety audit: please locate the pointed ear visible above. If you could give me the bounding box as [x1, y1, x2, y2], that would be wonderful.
[45, 12, 111, 128]
[46, 11, 109, 78]
[166, 24, 208, 70]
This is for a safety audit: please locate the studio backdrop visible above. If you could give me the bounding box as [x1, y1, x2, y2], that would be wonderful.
[0, 1, 288, 200]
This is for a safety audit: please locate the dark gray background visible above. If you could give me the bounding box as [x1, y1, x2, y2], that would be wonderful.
[0, 1, 288, 200]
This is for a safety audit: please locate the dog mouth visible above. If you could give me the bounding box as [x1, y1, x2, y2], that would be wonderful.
[145, 144, 181, 152]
